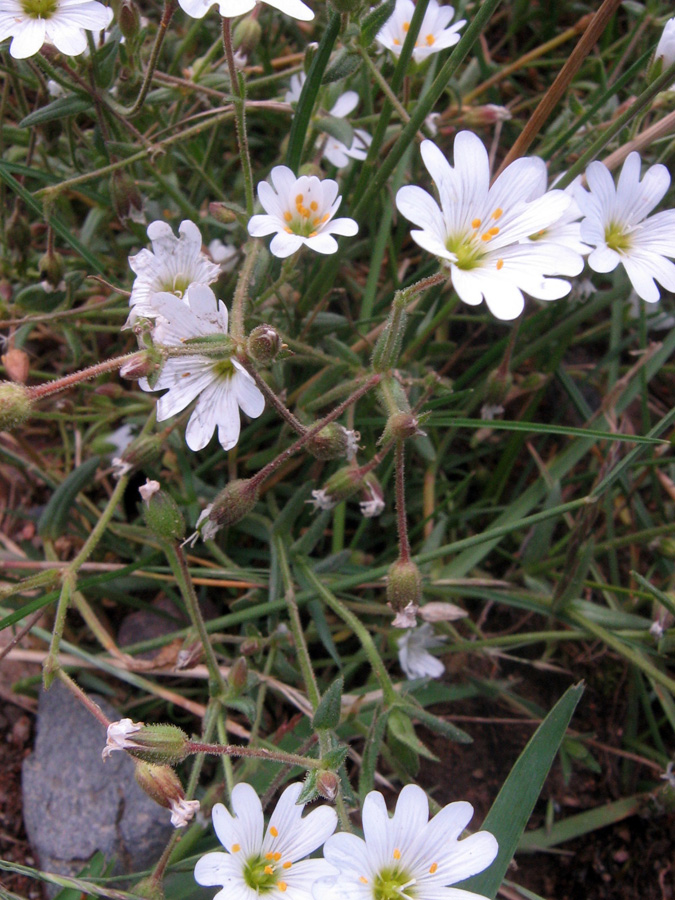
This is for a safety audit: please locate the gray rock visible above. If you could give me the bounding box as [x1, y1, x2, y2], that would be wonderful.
[22, 681, 174, 895]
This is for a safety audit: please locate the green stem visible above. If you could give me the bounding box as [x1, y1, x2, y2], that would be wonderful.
[222, 17, 255, 217]
[394, 440, 411, 562]
[230, 241, 260, 343]
[120, 0, 177, 117]
[297, 560, 398, 706]
[185, 739, 323, 768]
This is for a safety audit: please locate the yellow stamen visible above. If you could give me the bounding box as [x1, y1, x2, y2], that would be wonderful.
[321, 213, 330, 224]
[295, 194, 303, 206]
[393, 849, 401, 860]
[492, 207, 503, 220]
[393, 37, 400, 45]
[270, 826, 279, 837]
[480, 233, 492, 242]
[496, 258, 504, 270]
[283, 862, 292, 870]
[471, 218, 482, 229]
[359, 877, 368, 884]
[273, 852, 282, 862]
[283, 211, 292, 223]
[265, 853, 274, 860]
[488, 226, 499, 236]
[264, 866, 274, 876]
[277, 883, 287, 893]
[309, 231, 318, 238]
[426, 34, 435, 45]
[231, 844, 241, 853]
[429, 863, 438, 874]
[310, 200, 318, 212]
[403, 21, 410, 31]
[284, 226, 292, 234]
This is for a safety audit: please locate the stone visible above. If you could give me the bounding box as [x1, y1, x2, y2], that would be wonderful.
[22, 681, 174, 895]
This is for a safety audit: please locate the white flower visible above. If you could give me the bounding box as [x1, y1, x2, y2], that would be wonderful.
[177, 0, 313, 22]
[209, 238, 239, 273]
[139, 479, 161, 502]
[127, 220, 221, 326]
[171, 797, 201, 828]
[575, 152, 675, 303]
[248, 166, 358, 258]
[315, 784, 498, 900]
[396, 134, 584, 320]
[397, 623, 445, 680]
[480, 403, 503, 421]
[309, 489, 336, 511]
[0, 0, 113, 59]
[390, 602, 418, 629]
[285, 72, 305, 104]
[140, 284, 265, 452]
[194, 782, 337, 900]
[376, 0, 466, 64]
[102, 718, 143, 760]
[528, 176, 592, 258]
[655, 17, 675, 69]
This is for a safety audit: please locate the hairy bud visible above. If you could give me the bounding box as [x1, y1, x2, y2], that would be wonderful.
[110, 170, 143, 223]
[134, 761, 200, 827]
[209, 202, 238, 224]
[309, 466, 366, 511]
[0, 382, 32, 431]
[228, 656, 248, 692]
[141, 482, 185, 543]
[233, 15, 261, 55]
[386, 558, 422, 627]
[247, 324, 281, 366]
[112, 434, 163, 479]
[38, 250, 64, 290]
[1, 348, 29, 384]
[316, 769, 340, 801]
[118, 0, 141, 40]
[193, 478, 259, 543]
[307, 423, 359, 461]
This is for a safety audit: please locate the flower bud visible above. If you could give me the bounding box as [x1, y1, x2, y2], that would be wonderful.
[307, 423, 359, 461]
[309, 466, 366, 510]
[141, 481, 186, 543]
[38, 250, 64, 290]
[228, 656, 248, 692]
[386, 558, 422, 628]
[461, 104, 512, 127]
[112, 434, 163, 479]
[118, 0, 141, 40]
[1, 348, 29, 384]
[134, 761, 200, 827]
[233, 15, 261, 55]
[484, 366, 513, 408]
[194, 478, 259, 542]
[315, 769, 340, 801]
[0, 382, 32, 431]
[303, 41, 318, 74]
[208, 202, 238, 224]
[654, 18, 675, 72]
[108, 721, 189, 765]
[131, 876, 165, 900]
[382, 411, 420, 442]
[120, 350, 161, 381]
[5, 209, 30, 257]
[372, 294, 407, 373]
[110, 170, 143, 224]
[247, 324, 281, 366]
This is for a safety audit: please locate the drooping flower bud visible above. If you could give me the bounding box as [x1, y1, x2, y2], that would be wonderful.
[461, 104, 512, 127]
[303, 41, 318, 74]
[134, 761, 200, 828]
[315, 769, 340, 801]
[38, 249, 65, 291]
[381, 411, 423, 444]
[307, 423, 359, 461]
[359, 472, 384, 518]
[0, 382, 32, 431]
[112, 434, 163, 479]
[192, 478, 259, 543]
[141, 481, 186, 543]
[1, 348, 29, 384]
[208, 202, 238, 224]
[247, 324, 281, 366]
[386, 558, 422, 627]
[309, 466, 367, 511]
[120, 350, 161, 382]
[118, 0, 141, 41]
[233, 15, 261, 55]
[110, 170, 143, 224]
[103, 719, 189, 765]
[228, 656, 248, 692]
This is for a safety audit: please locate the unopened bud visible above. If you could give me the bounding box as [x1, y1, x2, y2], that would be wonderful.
[131, 876, 165, 900]
[134, 761, 199, 827]
[0, 381, 32, 431]
[193, 478, 259, 543]
[383, 411, 420, 442]
[316, 769, 340, 801]
[247, 324, 281, 366]
[309, 466, 366, 510]
[307, 423, 359, 461]
[209, 202, 237, 224]
[484, 366, 513, 408]
[120, 350, 160, 381]
[386, 558, 422, 627]
[1, 348, 29, 384]
[303, 42, 318, 74]
[109, 721, 189, 765]
[461, 104, 512, 127]
[142, 483, 186, 543]
[5, 209, 30, 256]
[240, 636, 261, 656]
[233, 15, 261, 55]
[418, 601, 467, 623]
[228, 656, 248, 692]
[118, 0, 141, 40]
[38, 250, 64, 290]
[112, 434, 163, 479]
[110, 170, 143, 223]
[372, 294, 407, 372]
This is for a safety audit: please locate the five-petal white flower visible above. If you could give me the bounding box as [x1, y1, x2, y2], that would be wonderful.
[376, 0, 466, 64]
[397, 623, 445, 680]
[315, 784, 498, 900]
[140, 284, 264, 452]
[195, 782, 337, 900]
[177, 0, 313, 22]
[575, 152, 675, 303]
[396, 134, 584, 320]
[248, 167, 358, 258]
[127, 220, 221, 327]
[0, 0, 113, 59]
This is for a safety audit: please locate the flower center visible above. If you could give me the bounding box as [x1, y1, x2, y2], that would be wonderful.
[212, 358, 236, 380]
[20, 0, 58, 18]
[371, 864, 416, 900]
[604, 221, 632, 254]
[283, 192, 329, 238]
[242, 855, 281, 893]
[445, 208, 503, 270]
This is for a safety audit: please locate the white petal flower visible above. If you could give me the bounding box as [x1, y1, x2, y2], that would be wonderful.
[140, 284, 265, 452]
[0, 0, 113, 59]
[171, 797, 201, 828]
[397, 623, 445, 680]
[376, 0, 466, 64]
[248, 166, 358, 258]
[309, 489, 336, 511]
[655, 17, 675, 69]
[177, 0, 313, 22]
[315, 784, 498, 900]
[195, 782, 337, 900]
[102, 718, 143, 760]
[396, 134, 584, 321]
[527, 176, 592, 258]
[209, 238, 239, 273]
[127, 220, 221, 326]
[576, 152, 675, 303]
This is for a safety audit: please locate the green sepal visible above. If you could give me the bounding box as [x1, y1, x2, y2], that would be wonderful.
[313, 675, 344, 730]
[296, 769, 319, 804]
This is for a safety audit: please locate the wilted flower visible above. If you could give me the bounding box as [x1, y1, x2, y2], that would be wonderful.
[397, 623, 445, 680]
[248, 166, 358, 258]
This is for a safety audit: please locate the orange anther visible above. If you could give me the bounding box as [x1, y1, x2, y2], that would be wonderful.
[264, 866, 274, 875]
[270, 827, 279, 837]
[277, 883, 287, 893]
[273, 853, 282, 862]
[429, 863, 438, 874]
[425, 34, 435, 45]
[283, 211, 292, 223]
[471, 218, 482, 229]
[492, 207, 503, 219]
[295, 194, 303, 205]
[265, 853, 274, 860]
[359, 877, 368, 884]
[282, 862, 292, 870]
[481, 233, 492, 242]
[310, 200, 318, 211]
[496, 258, 504, 270]
[488, 226, 499, 236]
[231, 844, 241, 853]
[393, 849, 401, 860]
[403, 21, 410, 31]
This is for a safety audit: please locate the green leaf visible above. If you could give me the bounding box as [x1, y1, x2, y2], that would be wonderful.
[401, 702, 473, 744]
[387, 708, 439, 761]
[361, 0, 396, 46]
[38, 457, 101, 541]
[19, 95, 93, 128]
[322, 50, 362, 84]
[359, 706, 390, 797]
[458, 682, 584, 899]
[321, 745, 349, 769]
[313, 675, 344, 730]
[296, 770, 319, 804]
